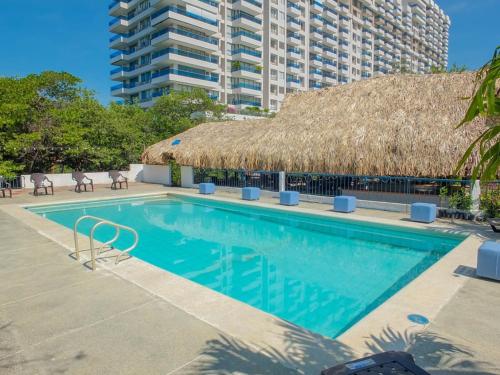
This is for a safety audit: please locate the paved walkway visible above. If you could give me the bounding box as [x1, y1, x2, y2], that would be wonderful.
[1, 183, 498, 374]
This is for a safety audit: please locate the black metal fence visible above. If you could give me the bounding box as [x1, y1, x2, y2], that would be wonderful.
[284, 173, 476, 206]
[194, 168, 280, 192]
[192, 168, 500, 209]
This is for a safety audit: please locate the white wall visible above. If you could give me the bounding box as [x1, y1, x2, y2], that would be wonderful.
[21, 164, 171, 188]
[181, 166, 194, 188]
[142, 164, 171, 185]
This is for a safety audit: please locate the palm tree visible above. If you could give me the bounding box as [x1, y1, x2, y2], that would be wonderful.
[455, 46, 499, 181]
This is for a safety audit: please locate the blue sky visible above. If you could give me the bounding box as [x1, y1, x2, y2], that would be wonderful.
[1, 0, 499, 104]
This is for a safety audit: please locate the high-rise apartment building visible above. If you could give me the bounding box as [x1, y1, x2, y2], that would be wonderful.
[109, 0, 449, 111]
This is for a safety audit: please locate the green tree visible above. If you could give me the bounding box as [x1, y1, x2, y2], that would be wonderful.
[455, 46, 499, 181]
[147, 89, 225, 140]
[0, 72, 225, 176]
[0, 71, 84, 174]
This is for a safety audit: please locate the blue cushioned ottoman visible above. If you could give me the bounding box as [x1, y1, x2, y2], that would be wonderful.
[280, 191, 299, 206]
[411, 203, 436, 223]
[242, 187, 260, 201]
[199, 183, 215, 194]
[477, 241, 500, 281]
[334, 196, 356, 213]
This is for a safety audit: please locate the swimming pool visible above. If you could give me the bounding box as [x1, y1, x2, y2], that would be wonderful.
[29, 194, 465, 338]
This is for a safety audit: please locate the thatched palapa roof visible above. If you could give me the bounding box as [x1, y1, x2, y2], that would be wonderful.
[142, 73, 486, 177]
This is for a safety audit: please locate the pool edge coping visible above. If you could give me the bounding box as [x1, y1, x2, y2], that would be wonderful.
[1, 189, 482, 370]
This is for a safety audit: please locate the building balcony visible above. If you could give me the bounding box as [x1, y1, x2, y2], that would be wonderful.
[338, 2, 349, 15]
[109, 33, 128, 49]
[323, 75, 336, 83]
[286, 78, 301, 89]
[323, 48, 336, 58]
[338, 42, 349, 52]
[310, 1, 323, 13]
[310, 29, 323, 40]
[286, 49, 302, 60]
[110, 83, 129, 96]
[151, 47, 219, 70]
[230, 49, 260, 66]
[287, 2, 302, 16]
[231, 30, 262, 48]
[287, 18, 302, 31]
[310, 44, 322, 54]
[324, 7, 338, 21]
[108, 1, 130, 16]
[151, 28, 219, 52]
[109, 50, 131, 65]
[309, 57, 323, 68]
[286, 63, 302, 74]
[231, 13, 262, 32]
[110, 66, 133, 80]
[151, 6, 219, 34]
[109, 17, 129, 33]
[323, 22, 337, 33]
[230, 82, 262, 96]
[152, 0, 218, 12]
[339, 17, 350, 27]
[287, 33, 302, 46]
[151, 68, 219, 89]
[323, 34, 337, 46]
[229, 97, 262, 108]
[229, 0, 262, 16]
[311, 15, 323, 27]
[309, 70, 322, 80]
[231, 66, 261, 80]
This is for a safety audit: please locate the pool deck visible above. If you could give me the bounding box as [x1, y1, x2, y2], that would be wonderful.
[0, 183, 499, 374]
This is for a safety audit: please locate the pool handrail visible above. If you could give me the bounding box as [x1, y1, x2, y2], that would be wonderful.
[73, 215, 139, 271]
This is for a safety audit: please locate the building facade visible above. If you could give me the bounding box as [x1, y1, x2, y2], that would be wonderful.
[109, 0, 449, 111]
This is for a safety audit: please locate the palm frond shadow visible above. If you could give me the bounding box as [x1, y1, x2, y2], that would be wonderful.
[364, 325, 496, 375]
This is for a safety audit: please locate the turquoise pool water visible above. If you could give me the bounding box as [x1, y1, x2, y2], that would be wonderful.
[29, 195, 465, 338]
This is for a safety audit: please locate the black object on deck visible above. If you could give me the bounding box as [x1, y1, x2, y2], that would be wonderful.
[321, 351, 430, 375]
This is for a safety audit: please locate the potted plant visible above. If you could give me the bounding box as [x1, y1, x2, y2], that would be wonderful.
[439, 186, 474, 220]
[480, 190, 500, 219]
[231, 61, 241, 71]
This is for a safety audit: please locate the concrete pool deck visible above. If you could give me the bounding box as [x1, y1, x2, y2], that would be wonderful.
[0, 183, 499, 374]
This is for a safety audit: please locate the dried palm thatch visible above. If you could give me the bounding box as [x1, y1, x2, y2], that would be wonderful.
[142, 73, 487, 177]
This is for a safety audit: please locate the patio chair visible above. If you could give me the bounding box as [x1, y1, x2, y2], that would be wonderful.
[109, 171, 128, 190]
[72, 172, 94, 193]
[487, 218, 499, 233]
[31, 173, 54, 196]
[0, 176, 12, 198]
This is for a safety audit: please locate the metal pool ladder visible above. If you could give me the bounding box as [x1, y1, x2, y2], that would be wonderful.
[73, 215, 139, 271]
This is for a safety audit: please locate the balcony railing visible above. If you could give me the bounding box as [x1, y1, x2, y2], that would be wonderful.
[110, 66, 134, 75]
[152, 47, 218, 63]
[152, 6, 218, 26]
[287, 1, 302, 11]
[231, 82, 261, 91]
[231, 48, 262, 58]
[109, 33, 128, 43]
[198, 0, 219, 7]
[231, 12, 262, 25]
[152, 68, 219, 82]
[109, 16, 126, 26]
[108, 0, 131, 10]
[231, 30, 261, 41]
[230, 0, 262, 8]
[231, 65, 262, 74]
[110, 50, 131, 58]
[230, 99, 262, 107]
[152, 27, 218, 45]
